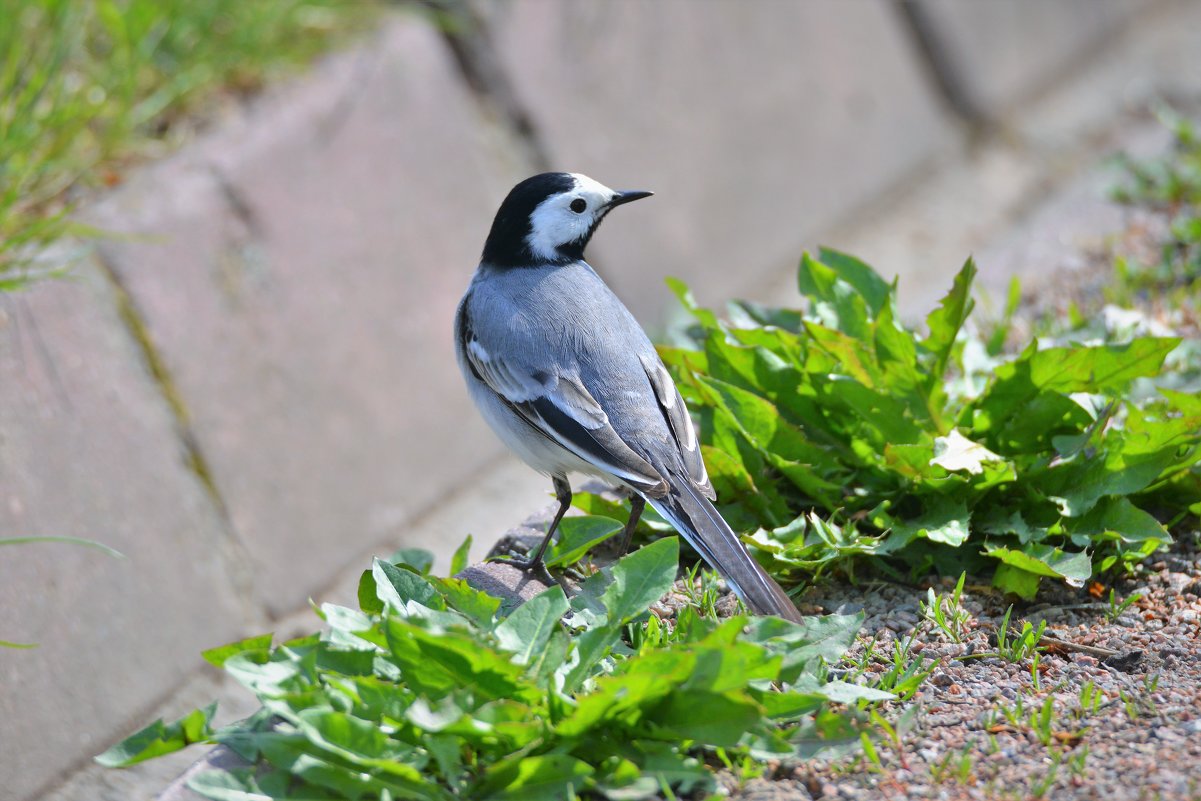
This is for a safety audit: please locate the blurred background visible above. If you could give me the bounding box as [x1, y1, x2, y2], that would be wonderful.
[1, 1, 1199, 797]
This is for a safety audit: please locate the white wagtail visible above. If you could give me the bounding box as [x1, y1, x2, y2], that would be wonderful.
[455, 172, 801, 621]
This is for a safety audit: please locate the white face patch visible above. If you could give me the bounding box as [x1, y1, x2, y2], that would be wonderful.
[525, 173, 617, 261]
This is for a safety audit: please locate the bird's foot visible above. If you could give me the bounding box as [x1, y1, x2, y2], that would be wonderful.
[487, 552, 556, 587]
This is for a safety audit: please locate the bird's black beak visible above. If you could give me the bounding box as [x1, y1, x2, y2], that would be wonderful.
[608, 190, 653, 208]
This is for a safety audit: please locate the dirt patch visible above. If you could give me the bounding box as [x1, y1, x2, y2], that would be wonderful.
[720, 531, 1201, 800]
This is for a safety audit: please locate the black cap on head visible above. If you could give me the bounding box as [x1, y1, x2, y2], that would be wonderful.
[481, 173, 577, 267]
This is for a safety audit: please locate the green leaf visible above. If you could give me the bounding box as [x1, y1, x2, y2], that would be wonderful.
[561, 622, 623, 692]
[383, 618, 533, 703]
[985, 543, 1092, 585]
[450, 535, 473, 576]
[743, 613, 862, 682]
[817, 246, 892, 315]
[387, 547, 435, 574]
[930, 429, 1005, 475]
[571, 491, 632, 522]
[1067, 496, 1171, 545]
[992, 563, 1042, 600]
[431, 576, 502, 628]
[654, 691, 763, 747]
[185, 769, 278, 801]
[819, 681, 896, 704]
[1030, 338, 1180, 393]
[293, 707, 414, 766]
[202, 634, 273, 668]
[372, 558, 437, 610]
[544, 515, 624, 568]
[494, 585, 570, 665]
[601, 537, 680, 623]
[798, 252, 871, 339]
[475, 754, 594, 801]
[95, 703, 216, 767]
[357, 569, 383, 615]
[887, 498, 971, 549]
[972, 338, 1181, 442]
[667, 276, 721, 328]
[923, 258, 977, 394]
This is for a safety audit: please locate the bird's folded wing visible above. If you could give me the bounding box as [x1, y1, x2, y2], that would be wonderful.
[464, 331, 668, 496]
[639, 354, 714, 498]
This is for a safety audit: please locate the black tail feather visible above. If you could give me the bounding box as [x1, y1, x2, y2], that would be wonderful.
[648, 484, 802, 622]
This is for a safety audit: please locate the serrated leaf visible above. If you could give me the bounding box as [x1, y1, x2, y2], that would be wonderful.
[494, 585, 569, 665]
[95, 703, 216, 767]
[886, 498, 971, 549]
[817, 246, 892, 315]
[432, 576, 502, 627]
[985, 543, 1092, 585]
[202, 634, 273, 668]
[923, 258, 976, 393]
[383, 618, 533, 702]
[798, 252, 871, 339]
[601, 537, 680, 623]
[373, 558, 438, 610]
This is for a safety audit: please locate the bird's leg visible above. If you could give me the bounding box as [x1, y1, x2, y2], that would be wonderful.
[617, 494, 646, 557]
[527, 475, 572, 567]
[494, 476, 571, 584]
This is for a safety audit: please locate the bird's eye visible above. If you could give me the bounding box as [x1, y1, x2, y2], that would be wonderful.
[569, 198, 587, 214]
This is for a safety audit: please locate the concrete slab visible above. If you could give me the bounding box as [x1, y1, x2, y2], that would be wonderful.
[754, 0, 1201, 320]
[919, 0, 1150, 116]
[42, 668, 259, 801]
[483, 0, 956, 326]
[87, 16, 529, 618]
[0, 261, 249, 801]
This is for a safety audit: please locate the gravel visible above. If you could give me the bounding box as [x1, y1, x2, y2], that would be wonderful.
[722, 530, 1201, 800]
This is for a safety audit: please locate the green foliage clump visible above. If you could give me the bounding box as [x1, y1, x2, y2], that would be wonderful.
[1, 0, 376, 289]
[1108, 106, 1201, 305]
[660, 249, 1200, 598]
[99, 539, 878, 800]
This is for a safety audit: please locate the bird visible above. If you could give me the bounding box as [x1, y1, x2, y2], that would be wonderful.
[454, 172, 801, 622]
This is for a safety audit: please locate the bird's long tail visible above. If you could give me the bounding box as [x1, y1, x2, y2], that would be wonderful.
[647, 484, 802, 622]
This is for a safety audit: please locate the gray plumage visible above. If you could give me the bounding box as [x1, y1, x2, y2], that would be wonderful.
[455, 172, 801, 622]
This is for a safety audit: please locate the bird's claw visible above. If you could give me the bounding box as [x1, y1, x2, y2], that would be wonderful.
[487, 553, 556, 587]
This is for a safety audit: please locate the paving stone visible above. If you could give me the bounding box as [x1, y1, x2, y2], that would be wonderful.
[484, 0, 956, 324]
[758, 0, 1201, 320]
[920, 0, 1152, 116]
[0, 261, 248, 801]
[42, 668, 260, 801]
[87, 16, 527, 617]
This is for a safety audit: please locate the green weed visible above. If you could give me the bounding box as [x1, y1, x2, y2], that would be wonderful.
[920, 572, 971, 642]
[0, 0, 376, 288]
[996, 606, 1047, 663]
[659, 247, 1198, 600]
[97, 536, 880, 799]
[1106, 587, 1144, 622]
